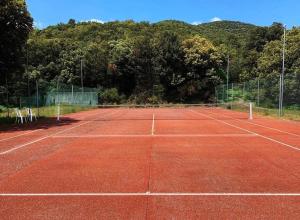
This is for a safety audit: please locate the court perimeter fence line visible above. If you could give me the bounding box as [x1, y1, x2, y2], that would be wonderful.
[216, 73, 300, 120]
[1, 73, 299, 121]
[0, 83, 98, 121]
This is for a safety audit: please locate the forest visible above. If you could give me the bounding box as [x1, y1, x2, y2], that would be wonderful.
[1, 0, 299, 106]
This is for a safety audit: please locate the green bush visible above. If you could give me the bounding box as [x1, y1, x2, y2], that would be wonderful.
[0, 105, 7, 113]
[99, 88, 123, 104]
[147, 96, 161, 105]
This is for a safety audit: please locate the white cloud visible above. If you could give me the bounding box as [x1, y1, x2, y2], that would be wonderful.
[192, 21, 202, 25]
[83, 19, 105, 24]
[33, 21, 44, 29]
[192, 17, 222, 25]
[210, 17, 222, 22]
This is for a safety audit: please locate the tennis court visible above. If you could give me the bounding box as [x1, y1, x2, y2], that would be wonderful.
[0, 106, 299, 219]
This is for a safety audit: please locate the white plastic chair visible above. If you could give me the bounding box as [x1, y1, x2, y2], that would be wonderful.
[26, 108, 37, 122]
[14, 108, 24, 124]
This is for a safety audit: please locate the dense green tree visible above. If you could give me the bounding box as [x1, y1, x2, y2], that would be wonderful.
[258, 28, 300, 105]
[0, 0, 32, 98]
[153, 31, 185, 100]
[84, 42, 109, 88]
[181, 36, 224, 101]
[258, 28, 300, 76]
[241, 22, 284, 80]
[108, 39, 136, 96]
[130, 34, 156, 102]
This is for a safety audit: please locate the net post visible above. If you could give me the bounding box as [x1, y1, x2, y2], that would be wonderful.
[257, 78, 260, 107]
[57, 104, 60, 121]
[249, 102, 253, 120]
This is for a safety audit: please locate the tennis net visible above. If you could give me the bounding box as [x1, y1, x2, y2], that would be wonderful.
[56, 102, 253, 121]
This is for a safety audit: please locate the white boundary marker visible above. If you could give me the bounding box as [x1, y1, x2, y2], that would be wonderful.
[51, 134, 258, 138]
[0, 129, 42, 142]
[151, 114, 155, 136]
[190, 110, 300, 152]
[0, 192, 299, 197]
[0, 109, 123, 155]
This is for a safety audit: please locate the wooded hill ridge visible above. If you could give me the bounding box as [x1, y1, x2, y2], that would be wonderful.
[25, 19, 289, 103]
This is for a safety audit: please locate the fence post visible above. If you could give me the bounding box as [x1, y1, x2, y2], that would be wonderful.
[36, 80, 39, 117]
[231, 83, 234, 109]
[222, 85, 225, 102]
[5, 74, 10, 117]
[279, 75, 282, 117]
[72, 84, 74, 104]
[243, 82, 246, 98]
[257, 78, 260, 107]
[232, 83, 234, 100]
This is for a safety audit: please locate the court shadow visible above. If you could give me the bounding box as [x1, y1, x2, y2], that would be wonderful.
[0, 117, 80, 133]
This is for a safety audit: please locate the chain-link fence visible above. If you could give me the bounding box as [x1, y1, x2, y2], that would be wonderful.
[216, 73, 300, 120]
[20, 84, 98, 107]
[0, 82, 98, 121]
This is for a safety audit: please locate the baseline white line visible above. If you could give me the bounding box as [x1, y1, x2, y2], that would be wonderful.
[51, 134, 257, 138]
[0, 192, 299, 197]
[0, 109, 122, 155]
[190, 110, 300, 152]
[151, 113, 155, 136]
[0, 129, 43, 142]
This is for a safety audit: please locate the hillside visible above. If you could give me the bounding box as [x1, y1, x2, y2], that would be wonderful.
[8, 19, 286, 105]
[32, 20, 258, 48]
[196, 20, 257, 44]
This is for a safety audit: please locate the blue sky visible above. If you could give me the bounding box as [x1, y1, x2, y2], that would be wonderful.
[27, 0, 300, 28]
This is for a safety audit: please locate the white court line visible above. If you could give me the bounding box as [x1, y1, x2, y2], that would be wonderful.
[190, 110, 300, 152]
[0, 192, 299, 197]
[152, 113, 155, 135]
[0, 121, 92, 155]
[221, 109, 300, 138]
[0, 129, 42, 142]
[51, 134, 258, 138]
[0, 109, 123, 155]
[243, 120, 300, 137]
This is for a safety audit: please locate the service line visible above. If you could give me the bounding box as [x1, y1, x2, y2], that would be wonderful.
[0, 192, 299, 197]
[151, 113, 155, 136]
[51, 134, 257, 138]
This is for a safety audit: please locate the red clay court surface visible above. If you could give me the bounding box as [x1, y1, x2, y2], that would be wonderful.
[0, 107, 299, 219]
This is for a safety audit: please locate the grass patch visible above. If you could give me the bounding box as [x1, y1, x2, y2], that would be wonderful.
[0, 105, 96, 125]
[254, 107, 300, 121]
[219, 102, 300, 121]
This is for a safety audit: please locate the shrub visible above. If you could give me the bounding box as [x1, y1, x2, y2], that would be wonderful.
[99, 88, 123, 104]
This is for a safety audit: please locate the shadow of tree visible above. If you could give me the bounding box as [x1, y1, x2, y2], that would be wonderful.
[0, 117, 80, 133]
